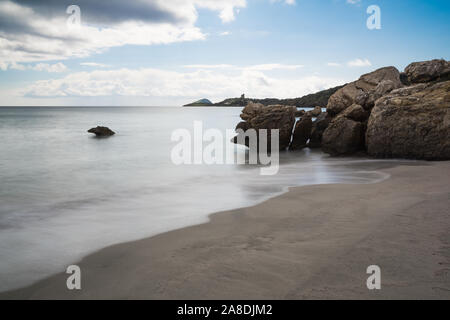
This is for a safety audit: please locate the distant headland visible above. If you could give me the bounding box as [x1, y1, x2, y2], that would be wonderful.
[183, 86, 345, 108]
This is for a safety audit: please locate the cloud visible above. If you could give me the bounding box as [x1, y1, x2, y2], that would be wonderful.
[0, 61, 67, 72]
[1, 0, 302, 67]
[21, 67, 344, 101]
[347, 58, 372, 67]
[80, 62, 111, 68]
[183, 64, 304, 71]
[31, 62, 68, 72]
[0, 0, 248, 66]
[11, 0, 186, 25]
[346, 0, 361, 4]
[219, 31, 231, 36]
[0, 62, 26, 71]
[9, 0, 247, 25]
[270, 0, 296, 5]
[183, 64, 236, 69]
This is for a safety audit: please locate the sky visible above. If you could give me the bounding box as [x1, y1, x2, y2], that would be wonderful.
[0, 0, 449, 106]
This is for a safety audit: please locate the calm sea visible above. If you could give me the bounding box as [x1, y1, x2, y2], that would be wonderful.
[0, 106, 412, 291]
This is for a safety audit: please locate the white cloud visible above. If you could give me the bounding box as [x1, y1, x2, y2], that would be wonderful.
[198, 0, 248, 22]
[219, 31, 231, 36]
[183, 64, 304, 71]
[0, 0, 248, 66]
[347, 58, 372, 67]
[184, 64, 236, 69]
[80, 62, 111, 68]
[0, 0, 303, 67]
[2, 62, 26, 71]
[0, 61, 67, 72]
[21, 67, 344, 102]
[32, 63, 68, 73]
[271, 0, 297, 5]
[346, 0, 361, 4]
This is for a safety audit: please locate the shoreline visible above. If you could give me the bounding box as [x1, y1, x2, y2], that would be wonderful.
[1, 161, 450, 299]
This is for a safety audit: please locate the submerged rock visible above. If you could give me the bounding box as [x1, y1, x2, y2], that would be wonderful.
[366, 81, 450, 160]
[88, 126, 116, 137]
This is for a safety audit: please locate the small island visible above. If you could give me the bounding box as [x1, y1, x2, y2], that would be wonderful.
[183, 98, 214, 107]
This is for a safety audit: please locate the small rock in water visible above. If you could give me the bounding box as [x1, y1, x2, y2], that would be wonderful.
[88, 126, 116, 137]
[295, 109, 306, 118]
[309, 106, 322, 117]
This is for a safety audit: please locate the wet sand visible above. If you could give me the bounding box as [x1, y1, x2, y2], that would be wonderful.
[2, 162, 450, 300]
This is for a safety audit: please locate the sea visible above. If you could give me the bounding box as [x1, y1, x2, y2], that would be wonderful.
[0, 106, 415, 291]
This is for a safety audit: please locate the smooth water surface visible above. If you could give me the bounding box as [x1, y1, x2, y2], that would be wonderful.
[0, 107, 416, 291]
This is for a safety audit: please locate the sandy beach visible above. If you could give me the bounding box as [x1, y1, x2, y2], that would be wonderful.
[2, 161, 449, 300]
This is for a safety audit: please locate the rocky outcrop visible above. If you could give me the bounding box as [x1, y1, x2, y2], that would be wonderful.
[322, 115, 365, 156]
[321, 103, 369, 155]
[289, 116, 312, 150]
[309, 113, 332, 148]
[233, 59, 449, 160]
[404, 59, 450, 84]
[213, 85, 344, 107]
[88, 126, 115, 137]
[233, 102, 296, 151]
[322, 66, 420, 156]
[364, 80, 403, 109]
[327, 67, 403, 116]
[366, 81, 450, 160]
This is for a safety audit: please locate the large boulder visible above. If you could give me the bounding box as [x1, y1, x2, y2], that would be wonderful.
[309, 112, 332, 148]
[233, 102, 296, 151]
[326, 82, 362, 116]
[88, 126, 115, 137]
[340, 104, 369, 122]
[289, 116, 313, 150]
[404, 59, 450, 84]
[240, 102, 264, 121]
[327, 67, 403, 115]
[364, 80, 403, 109]
[366, 81, 450, 160]
[322, 116, 365, 156]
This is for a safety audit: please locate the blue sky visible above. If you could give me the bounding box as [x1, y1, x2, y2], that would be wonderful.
[0, 0, 449, 106]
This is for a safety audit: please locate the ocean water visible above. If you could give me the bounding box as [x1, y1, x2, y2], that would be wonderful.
[0, 106, 415, 292]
